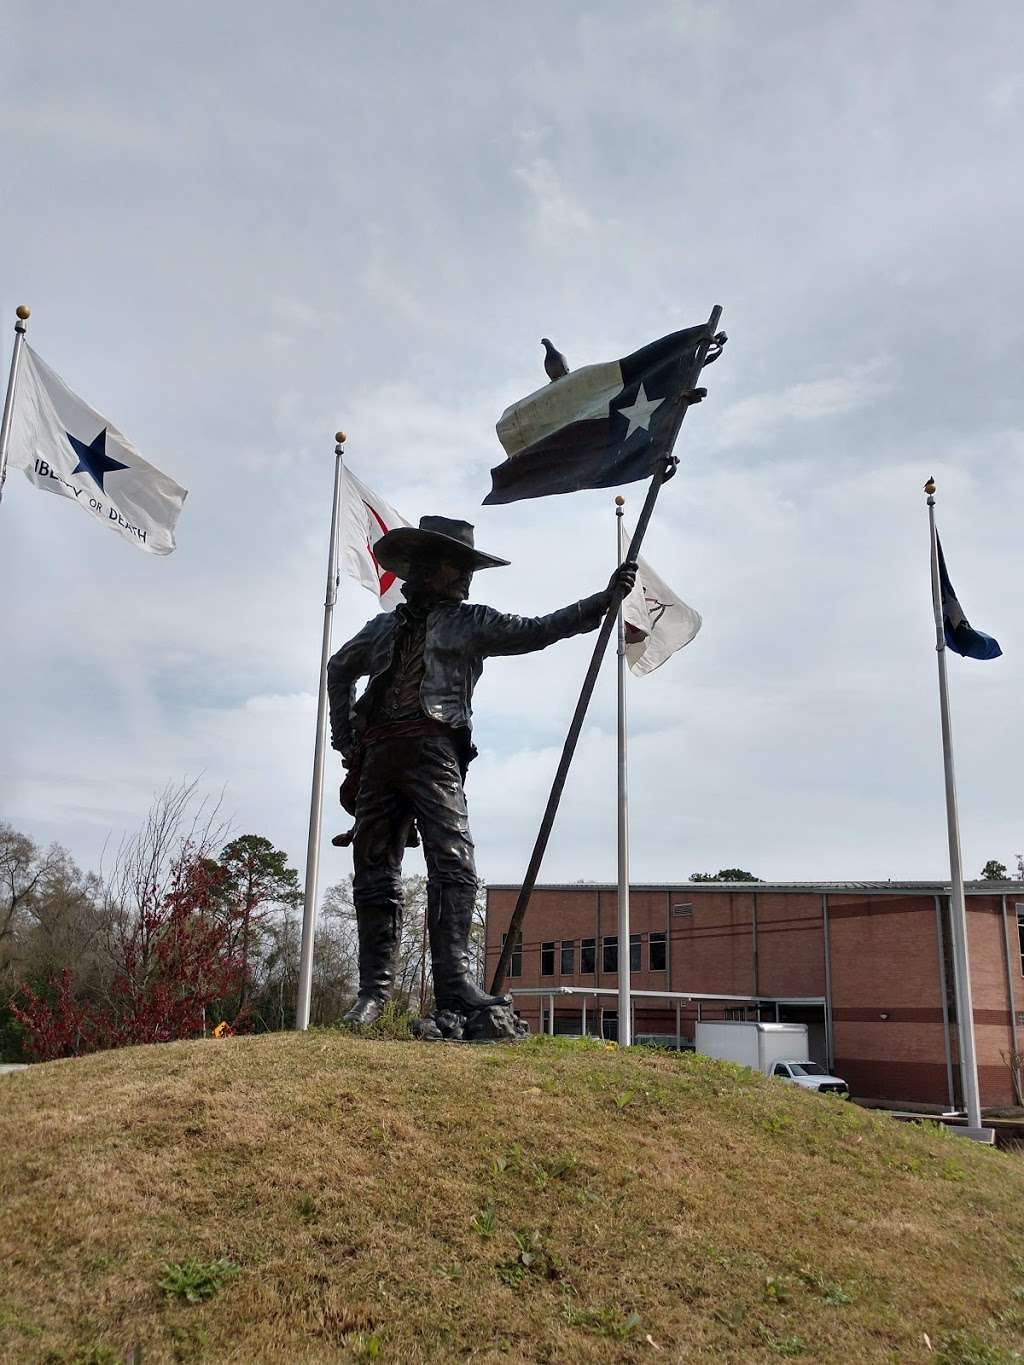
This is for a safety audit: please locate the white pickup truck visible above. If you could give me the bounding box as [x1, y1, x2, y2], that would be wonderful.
[695, 1021, 849, 1096]
[767, 1059, 849, 1097]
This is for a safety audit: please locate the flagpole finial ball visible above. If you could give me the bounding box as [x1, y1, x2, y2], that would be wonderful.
[335, 431, 347, 445]
[15, 305, 30, 320]
[614, 495, 625, 506]
[924, 478, 936, 496]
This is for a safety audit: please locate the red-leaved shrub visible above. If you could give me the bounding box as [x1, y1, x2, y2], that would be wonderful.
[10, 850, 249, 1061]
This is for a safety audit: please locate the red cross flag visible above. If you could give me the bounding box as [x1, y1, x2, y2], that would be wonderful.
[339, 465, 410, 610]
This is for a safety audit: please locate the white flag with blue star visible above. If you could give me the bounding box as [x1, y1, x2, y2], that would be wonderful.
[5, 346, 187, 554]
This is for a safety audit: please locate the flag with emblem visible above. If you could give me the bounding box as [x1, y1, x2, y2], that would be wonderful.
[340, 465, 410, 610]
[621, 546, 701, 676]
[5, 345, 187, 554]
[484, 322, 711, 505]
[937, 535, 1002, 661]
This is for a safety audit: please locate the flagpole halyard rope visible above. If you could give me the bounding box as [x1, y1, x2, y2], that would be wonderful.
[490, 304, 723, 995]
[0, 305, 31, 507]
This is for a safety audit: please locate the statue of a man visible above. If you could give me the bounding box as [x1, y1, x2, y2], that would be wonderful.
[327, 514, 637, 1027]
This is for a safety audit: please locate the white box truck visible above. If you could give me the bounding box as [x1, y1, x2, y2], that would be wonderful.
[695, 1021, 848, 1096]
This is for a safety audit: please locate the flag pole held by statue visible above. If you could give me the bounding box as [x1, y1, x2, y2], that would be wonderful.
[489, 304, 724, 994]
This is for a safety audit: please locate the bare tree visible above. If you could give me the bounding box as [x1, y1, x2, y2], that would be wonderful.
[98, 779, 228, 1005]
[469, 882, 487, 990]
[247, 883, 361, 1030]
[1, 824, 66, 958]
[316, 874, 488, 1019]
[1001, 1048, 1024, 1108]
[1, 825, 105, 998]
[20, 855, 105, 994]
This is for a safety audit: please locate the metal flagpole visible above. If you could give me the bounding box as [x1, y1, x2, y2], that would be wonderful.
[490, 304, 723, 994]
[925, 477, 985, 1135]
[295, 431, 347, 1030]
[0, 305, 31, 507]
[615, 495, 631, 1046]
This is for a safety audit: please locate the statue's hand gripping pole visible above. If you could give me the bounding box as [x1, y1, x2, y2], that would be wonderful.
[489, 305, 725, 994]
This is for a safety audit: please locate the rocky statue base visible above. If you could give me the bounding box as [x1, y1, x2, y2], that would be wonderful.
[411, 1002, 530, 1043]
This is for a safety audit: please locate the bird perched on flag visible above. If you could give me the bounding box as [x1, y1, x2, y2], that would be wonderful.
[541, 337, 569, 382]
[486, 321, 717, 505]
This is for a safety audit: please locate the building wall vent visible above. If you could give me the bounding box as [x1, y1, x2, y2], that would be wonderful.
[672, 903, 694, 917]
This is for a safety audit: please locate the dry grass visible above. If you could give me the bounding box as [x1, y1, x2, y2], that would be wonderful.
[1, 1032, 1024, 1364]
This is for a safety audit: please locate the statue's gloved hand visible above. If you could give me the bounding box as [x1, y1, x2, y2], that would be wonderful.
[606, 560, 638, 603]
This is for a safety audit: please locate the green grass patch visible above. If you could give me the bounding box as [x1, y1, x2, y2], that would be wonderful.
[1, 1031, 1023, 1362]
[935, 1331, 1024, 1364]
[158, 1256, 239, 1303]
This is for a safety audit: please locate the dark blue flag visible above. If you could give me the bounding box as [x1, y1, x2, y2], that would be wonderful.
[484, 323, 712, 505]
[937, 536, 1002, 660]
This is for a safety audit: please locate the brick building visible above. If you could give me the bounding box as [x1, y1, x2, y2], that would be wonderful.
[485, 882, 1024, 1109]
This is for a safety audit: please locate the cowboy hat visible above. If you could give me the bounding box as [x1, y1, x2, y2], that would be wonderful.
[373, 515, 510, 577]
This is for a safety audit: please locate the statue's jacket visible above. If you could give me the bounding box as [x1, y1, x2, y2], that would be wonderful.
[327, 591, 609, 760]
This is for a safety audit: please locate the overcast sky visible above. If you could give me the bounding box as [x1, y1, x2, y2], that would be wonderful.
[2, 2, 1022, 892]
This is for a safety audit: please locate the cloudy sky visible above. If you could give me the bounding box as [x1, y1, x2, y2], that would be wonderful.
[2, 2, 1022, 893]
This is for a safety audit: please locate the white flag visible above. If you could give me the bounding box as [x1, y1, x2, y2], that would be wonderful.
[6, 346, 187, 555]
[622, 546, 701, 677]
[340, 465, 410, 611]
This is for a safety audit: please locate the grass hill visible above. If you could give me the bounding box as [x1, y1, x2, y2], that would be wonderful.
[2, 1032, 1024, 1365]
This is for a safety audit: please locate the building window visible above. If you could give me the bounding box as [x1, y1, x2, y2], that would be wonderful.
[580, 938, 596, 974]
[541, 942, 555, 977]
[649, 932, 667, 971]
[560, 940, 575, 975]
[630, 933, 641, 972]
[1017, 905, 1024, 975]
[501, 930, 522, 979]
[603, 935, 618, 973]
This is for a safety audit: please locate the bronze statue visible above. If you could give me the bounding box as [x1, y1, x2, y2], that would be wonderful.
[327, 514, 636, 1033]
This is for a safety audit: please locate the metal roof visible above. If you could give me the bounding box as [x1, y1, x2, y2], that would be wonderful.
[507, 986, 826, 1005]
[485, 880, 1024, 896]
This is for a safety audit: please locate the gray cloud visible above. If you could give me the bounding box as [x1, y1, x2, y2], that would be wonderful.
[2, 1, 1022, 896]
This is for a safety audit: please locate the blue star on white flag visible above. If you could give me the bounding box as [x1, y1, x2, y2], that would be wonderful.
[5, 346, 187, 554]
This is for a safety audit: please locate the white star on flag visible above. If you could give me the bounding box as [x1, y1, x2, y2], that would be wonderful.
[617, 383, 664, 440]
[486, 321, 711, 503]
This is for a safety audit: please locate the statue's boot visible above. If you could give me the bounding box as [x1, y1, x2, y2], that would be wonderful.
[341, 903, 401, 1027]
[428, 884, 512, 1015]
